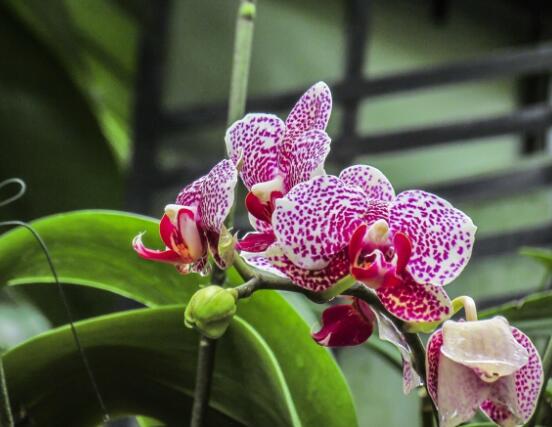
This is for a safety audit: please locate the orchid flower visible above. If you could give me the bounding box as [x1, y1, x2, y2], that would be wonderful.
[249, 165, 476, 323]
[313, 297, 422, 394]
[226, 82, 332, 253]
[133, 159, 238, 274]
[426, 317, 543, 427]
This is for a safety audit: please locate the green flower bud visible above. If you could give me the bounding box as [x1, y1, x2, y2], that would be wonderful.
[184, 285, 238, 339]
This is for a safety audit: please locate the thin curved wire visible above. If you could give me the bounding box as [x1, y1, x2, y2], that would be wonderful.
[0, 177, 110, 423]
[0, 221, 110, 423]
[0, 179, 26, 208]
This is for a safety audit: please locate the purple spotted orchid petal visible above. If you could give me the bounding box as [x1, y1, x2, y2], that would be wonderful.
[134, 160, 236, 273]
[312, 300, 374, 347]
[248, 212, 273, 233]
[438, 351, 491, 427]
[441, 317, 529, 381]
[225, 113, 285, 190]
[239, 252, 288, 279]
[426, 321, 543, 427]
[480, 327, 543, 426]
[175, 174, 204, 207]
[272, 175, 370, 270]
[280, 129, 331, 192]
[339, 165, 396, 202]
[426, 329, 492, 427]
[265, 244, 350, 292]
[390, 190, 476, 286]
[197, 159, 238, 268]
[199, 159, 238, 234]
[284, 81, 332, 140]
[376, 277, 452, 322]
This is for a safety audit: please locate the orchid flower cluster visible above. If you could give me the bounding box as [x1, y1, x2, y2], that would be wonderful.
[134, 83, 544, 427]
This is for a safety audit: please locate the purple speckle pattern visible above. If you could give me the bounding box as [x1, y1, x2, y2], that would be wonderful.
[272, 175, 371, 270]
[480, 327, 543, 426]
[280, 129, 331, 191]
[426, 325, 543, 427]
[266, 245, 350, 291]
[199, 159, 238, 233]
[283, 81, 332, 142]
[339, 165, 396, 202]
[225, 113, 284, 190]
[390, 190, 476, 286]
[426, 329, 443, 403]
[376, 278, 452, 322]
[241, 252, 288, 278]
[175, 175, 204, 207]
[249, 213, 273, 233]
[227, 82, 332, 196]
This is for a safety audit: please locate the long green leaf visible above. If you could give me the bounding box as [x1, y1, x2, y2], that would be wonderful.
[0, 210, 357, 426]
[479, 290, 552, 322]
[2, 306, 297, 426]
[0, 210, 208, 305]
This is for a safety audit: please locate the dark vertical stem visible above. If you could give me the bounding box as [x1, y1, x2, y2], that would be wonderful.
[0, 358, 14, 427]
[341, 0, 370, 140]
[189, 2, 256, 427]
[126, 0, 171, 214]
[189, 336, 217, 427]
[420, 392, 435, 427]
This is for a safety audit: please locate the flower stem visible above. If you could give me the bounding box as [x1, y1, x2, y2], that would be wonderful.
[527, 336, 552, 427]
[227, 0, 256, 128]
[452, 295, 478, 321]
[0, 358, 14, 427]
[189, 336, 216, 427]
[190, 3, 256, 427]
[420, 390, 435, 427]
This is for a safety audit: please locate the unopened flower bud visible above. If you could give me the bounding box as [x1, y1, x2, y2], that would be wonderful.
[184, 285, 238, 339]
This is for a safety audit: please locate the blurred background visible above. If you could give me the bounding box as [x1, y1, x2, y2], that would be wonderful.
[1, 0, 552, 425]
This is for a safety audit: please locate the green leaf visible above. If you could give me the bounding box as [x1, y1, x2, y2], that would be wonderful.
[0, 210, 209, 305]
[0, 210, 357, 426]
[479, 290, 552, 322]
[0, 7, 122, 222]
[521, 247, 552, 271]
[2, 306, 299, 426]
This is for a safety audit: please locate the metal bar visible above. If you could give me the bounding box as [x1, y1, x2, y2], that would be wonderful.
[333, 104, 552, 160]
[162, 43, 552, 132]
[409, 160, 552, 202]
[125, 0, 171, 213]
[340, 0, 371, 138]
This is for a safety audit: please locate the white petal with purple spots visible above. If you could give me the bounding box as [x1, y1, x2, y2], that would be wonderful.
[480, 327, 543, 426]
[339, 165, 395, 202]
[225, 113, 285, 190]
[280, 129, 331, 192]
[285, 81, 332, 140]
[199, 159, 238, 233]
[272, 175, 369, 270]
[390, 190, 476, 286]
